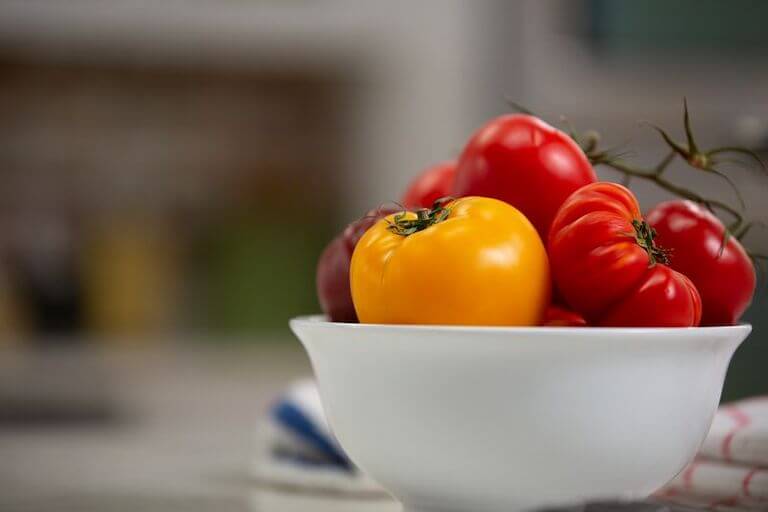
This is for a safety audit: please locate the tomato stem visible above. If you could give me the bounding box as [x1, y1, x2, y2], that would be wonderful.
[575, 100, 766, 238]
[632, 219, 669, 267]
[386, 197, 453, 236]
[507, 99, 766, 259]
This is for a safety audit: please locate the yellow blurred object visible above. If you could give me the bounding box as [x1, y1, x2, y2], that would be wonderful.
[83, 216, 179, 339]
[350, 197, 551, 326]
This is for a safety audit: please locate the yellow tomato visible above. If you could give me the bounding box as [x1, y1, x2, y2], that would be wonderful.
[350, 197, 550, 326]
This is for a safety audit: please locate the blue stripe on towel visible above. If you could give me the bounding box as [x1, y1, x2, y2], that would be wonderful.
[271, 401, 351, 469]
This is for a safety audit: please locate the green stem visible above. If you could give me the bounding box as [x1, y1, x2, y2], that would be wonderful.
[596, 158, 744, 228]
[386, 198, 453, 236]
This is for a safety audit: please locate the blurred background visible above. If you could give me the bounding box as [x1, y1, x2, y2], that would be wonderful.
[0, 1, 766, 510]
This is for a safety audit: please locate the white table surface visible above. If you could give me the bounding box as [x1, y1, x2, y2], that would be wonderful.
[0, 339, 404, 511]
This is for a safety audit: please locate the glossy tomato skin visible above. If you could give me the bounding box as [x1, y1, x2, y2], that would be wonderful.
[647, 200, 755, 326]
[452, 114, 597, 239]
[316, 207, 397, 322]
[350, 197, 550, 326]
[548, 182, 702, 327]
[402, 162, 456, 209]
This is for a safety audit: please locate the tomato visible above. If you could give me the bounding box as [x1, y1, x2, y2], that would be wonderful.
[350, 197, 550, 326]
[452, 114, 597, 239]
[316, 207, 397, 322]
[646, 200, 755, 326]
[402, 162, 456, 209]
[542, 305, 587, 327]
[548, 182, 702, 327]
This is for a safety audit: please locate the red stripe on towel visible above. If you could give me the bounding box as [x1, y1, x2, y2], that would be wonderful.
[721, 406, 750, 462]
[682, 460, 700, 489]
[742, 467, 759, 498]
[656, 487, 678, 498]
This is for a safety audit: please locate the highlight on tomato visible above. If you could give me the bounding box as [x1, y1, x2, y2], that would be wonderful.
[548, 182, 702, 327]
[452, 114, 597, 239]
[350, 197, 551, 326]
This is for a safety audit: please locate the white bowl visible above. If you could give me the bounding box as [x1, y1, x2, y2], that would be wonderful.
[290, 315, 750, 512]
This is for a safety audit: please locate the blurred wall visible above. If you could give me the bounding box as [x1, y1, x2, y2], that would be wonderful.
[0, 0, 764, 397]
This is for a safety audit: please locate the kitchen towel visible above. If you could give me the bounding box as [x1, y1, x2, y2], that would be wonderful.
[659, 397, 768, 510]
[256, 380, 768, 507]
[699, 397, 768, 467]
[251, 378, 386, 496]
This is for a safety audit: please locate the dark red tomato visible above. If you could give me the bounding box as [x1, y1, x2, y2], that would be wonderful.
[402, 162, 456, 209]
[542, 305, 587, 327]
[316, 207, 397, 322]
[452, 115, 597, 239]
[646, 200, 756, 326]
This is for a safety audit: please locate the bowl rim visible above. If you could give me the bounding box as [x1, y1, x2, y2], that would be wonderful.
[291, 314, 752, 336]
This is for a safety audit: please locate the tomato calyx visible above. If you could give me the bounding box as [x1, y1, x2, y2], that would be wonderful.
[386, 197, 453, 237]
[631, 219, 669, 267]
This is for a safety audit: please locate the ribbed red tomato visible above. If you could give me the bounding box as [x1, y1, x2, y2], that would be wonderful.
[402, 162, 456, 209]
[548, 182, 702, 327]
[452, 114, 597, 238]
[646, 200, 755, 326]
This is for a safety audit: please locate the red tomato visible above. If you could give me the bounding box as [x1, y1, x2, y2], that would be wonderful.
[646, 200, 755, 326]
[548, 182, 702, 327]
[542, 305, 587, 327]
[452, 115, 597, 238]
[402, 162, 456, 209]
[316, 207, 397, 322]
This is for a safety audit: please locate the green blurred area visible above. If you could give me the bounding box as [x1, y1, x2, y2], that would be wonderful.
[200, 217, 330, 333]
[588, 0, 768, 53]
